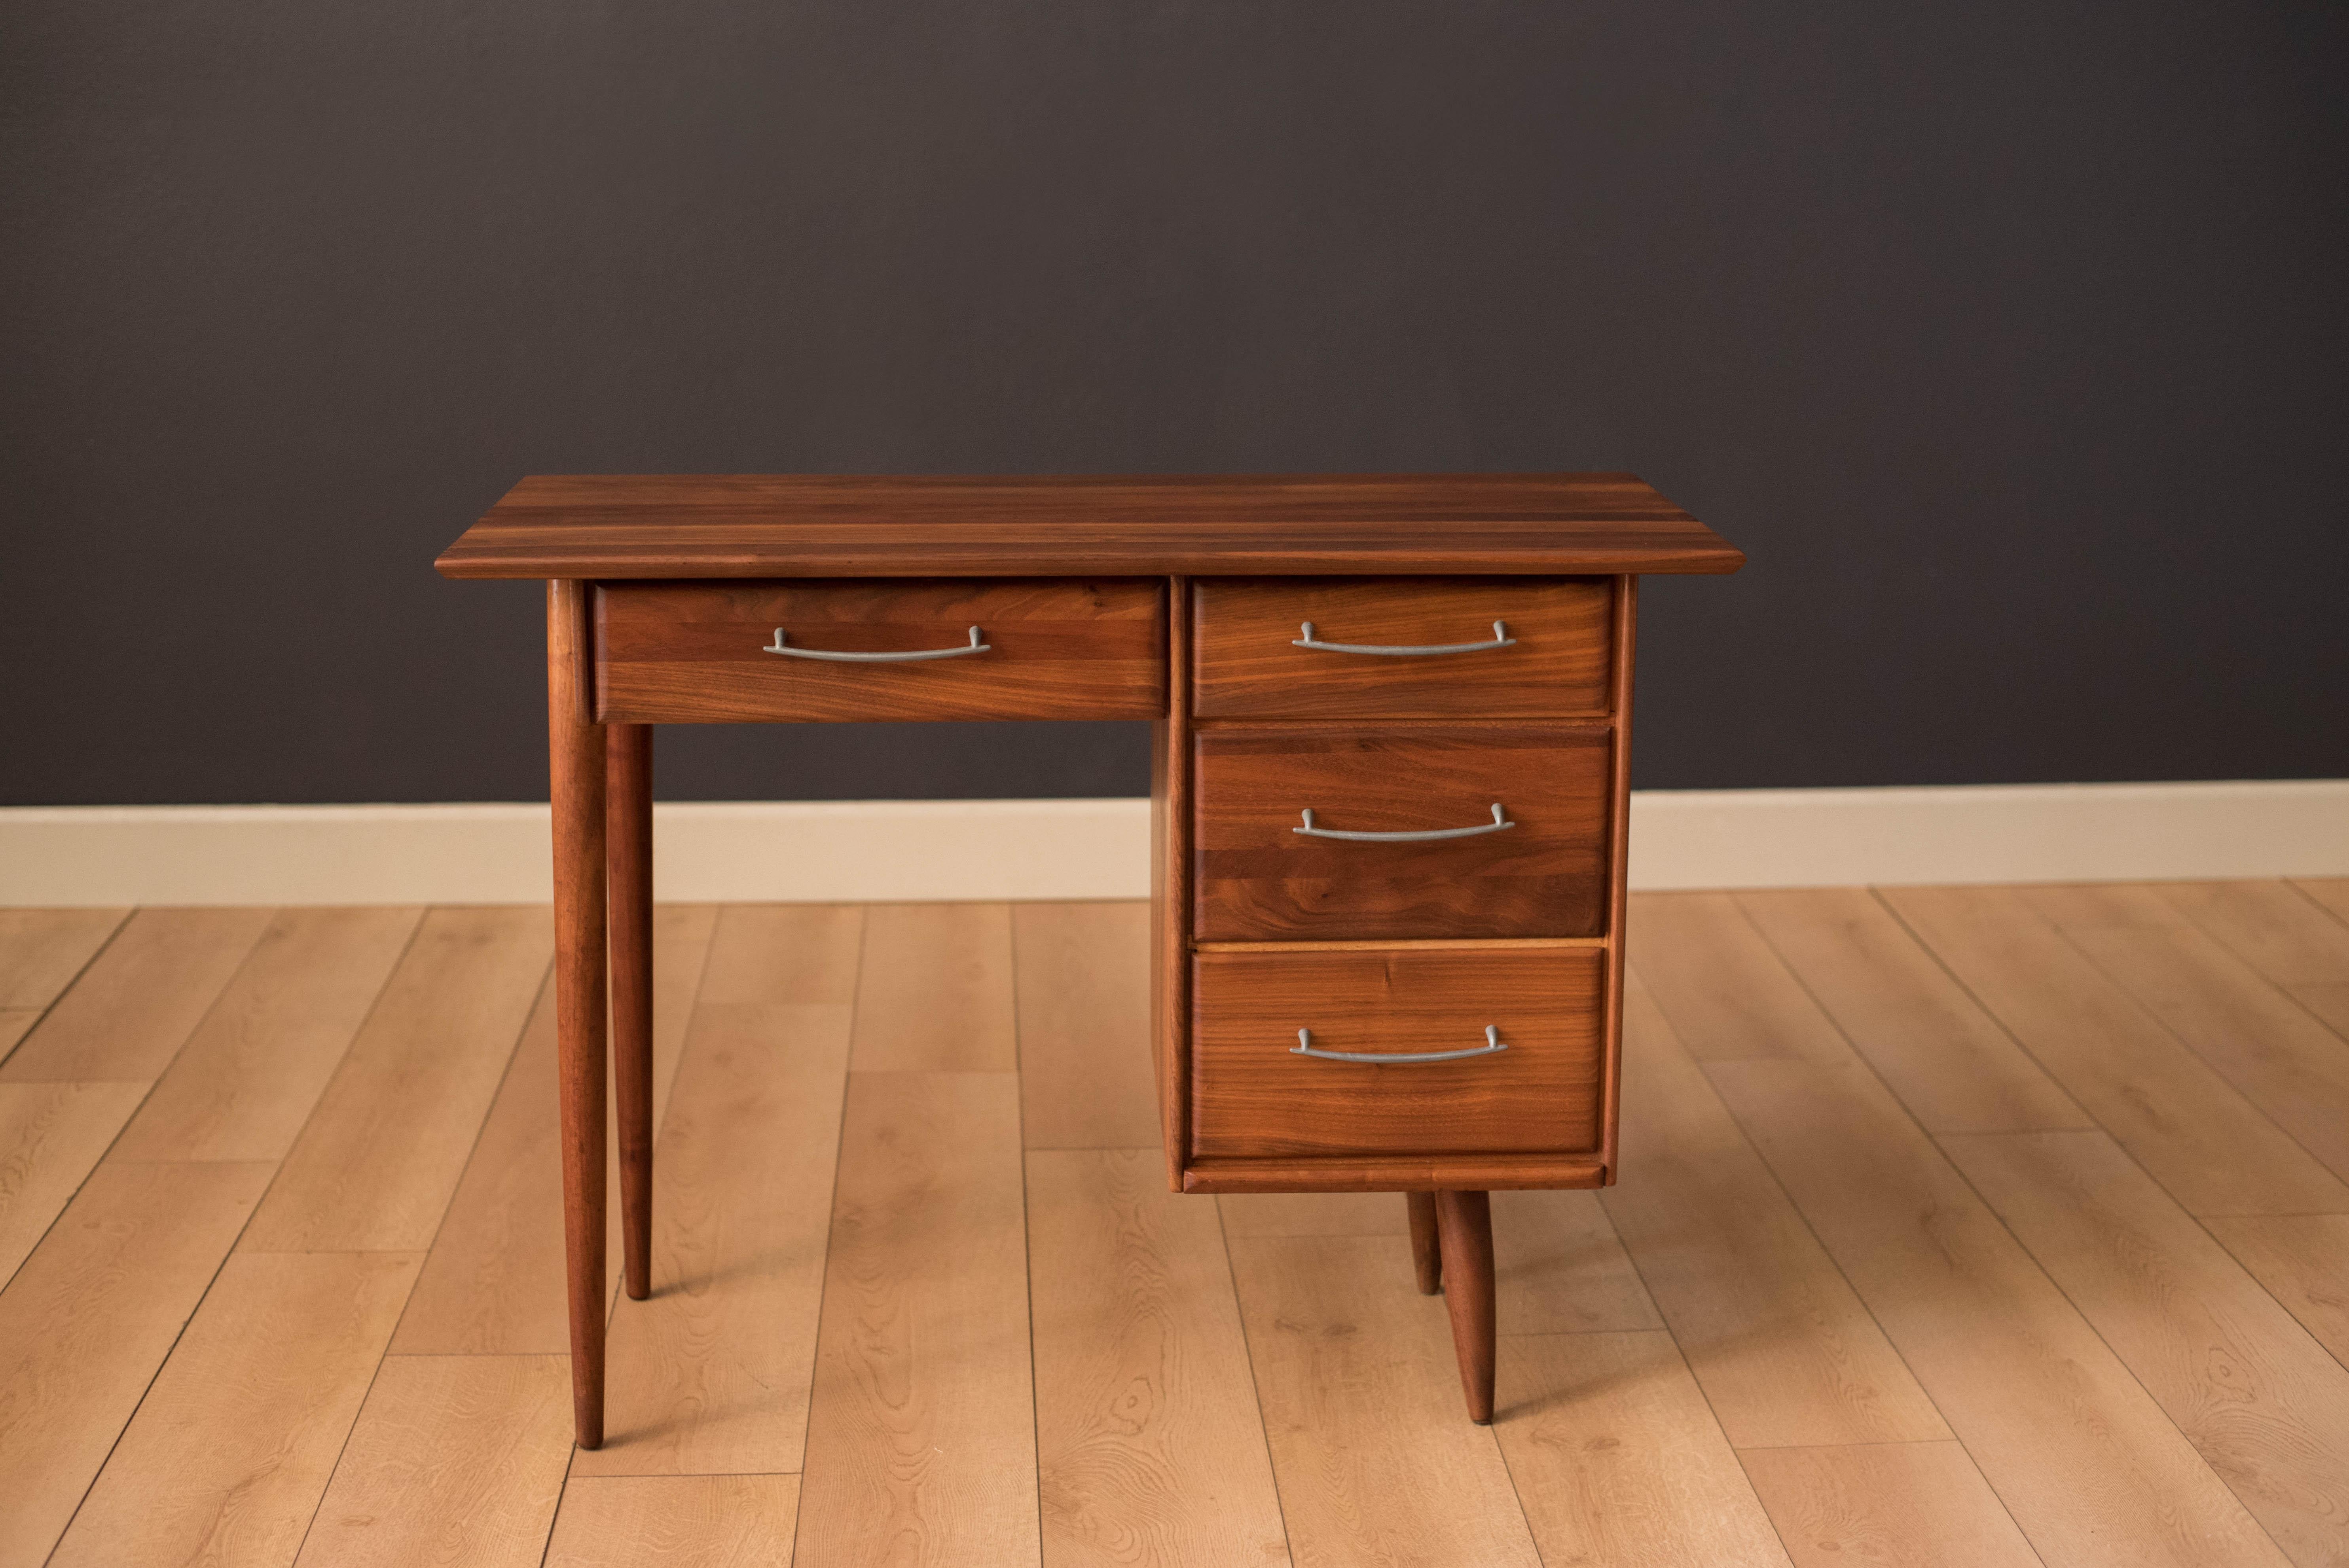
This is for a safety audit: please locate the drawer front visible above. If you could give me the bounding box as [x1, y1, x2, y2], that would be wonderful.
[1189, 948, 1606, 1160]
[596, 579, 1166, 722]
[1193, 725, 1611, 941]
[1192, 577, 1613, 719]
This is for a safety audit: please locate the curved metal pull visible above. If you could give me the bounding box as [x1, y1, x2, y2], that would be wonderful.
[763, 625, 990, 662]
[1291, 1025, 1509, 1065]
[1294, 803, 1513, 842]
[1293, 620, 1517, 656]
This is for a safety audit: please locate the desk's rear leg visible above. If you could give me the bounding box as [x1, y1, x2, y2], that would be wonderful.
[1434, 1189, 1496, 1423]
[550, 580, 609, 1450]
[608, 723, 654, 1301]
[1407, 1191, 1443, 1294]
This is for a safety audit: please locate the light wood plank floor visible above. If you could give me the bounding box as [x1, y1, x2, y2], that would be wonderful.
[3, 882, 2347, 1566]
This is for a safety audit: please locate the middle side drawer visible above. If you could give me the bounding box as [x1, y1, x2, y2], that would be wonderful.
[1193, 724, 1613, 942]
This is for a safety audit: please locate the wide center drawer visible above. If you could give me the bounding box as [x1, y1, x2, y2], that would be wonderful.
[1189, 948, 1606, 1160]
[1192, 576, 1614, 719]
[595, 579, 1166, 722]
[1193, 724, 1613, 941]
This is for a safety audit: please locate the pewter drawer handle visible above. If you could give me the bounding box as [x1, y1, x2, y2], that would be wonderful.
[762, 625, 990, 662]
[1291, 1025, 1509, 1064]
[1293, 620, 1517, 656]
[1294, 803, 1514, 842]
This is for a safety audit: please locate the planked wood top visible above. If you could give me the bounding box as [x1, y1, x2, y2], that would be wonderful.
[434, 473, 1743, 579]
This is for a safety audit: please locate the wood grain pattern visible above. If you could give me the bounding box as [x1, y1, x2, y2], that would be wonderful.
[1881, 884, 2349, 1216]
[1217, 1191, 1409, 1238]
[793, 1072, 1038, 1567]
[1026, 1148, 1290, 1568]
[1490, 1188, 1663, 1335]
[550, 574, 612, 1449]
[850, 901, 1016, 1071]
[2292, 981, 2349, 1041]
[49, 1250, 423, 1568]
[2160, 880, 2349, 986]
[400, 891, 804, 1404]
[1705, 1055, 2290, 1568]
[1492, 1331, 1790, 1568]
[293, 1354, 574, 1568]
[112, 905, 422, 1161]
[1601, 973, 1949, 1449]
[544, 1475, 802, 1568]
[1408, 1190, 1441, 1293]
[0, 1080, 148, 1285]
[1190, 947, 1604, 1160]
[2205, 1214, 2349, 1365]
[1191, 724, 1612, 941]
[1225, 1232, 1542, 1568]
[388, 976, 564, 1354]
[607, 723, 654, 1299]
[597, 578, 1166, 722]
[1942, 1127, 2349, 1566]
[2030, 893, 2349, 1186]
[1737, 1442, 2039, 1568]
[571, 1001, 852, 1476]
[2167, 880, 2349, 1041]
[436, 472, 1744, 580]
[1629, 892, 1859, 1065]
[1184, 1153, 1606, 1193]
[0, 1159, 275, 1568]
[1013, 901, 1159, 1150]
[0, 908, 126, 1012]
[1191, 576, 1613, 719]
[697, 902, 865, 1007]
[1152, 579, 1193, 1191]
[1596, 576, 1635, 1181]
[0, 906, 272, 1082]
[1732, 888, 2091, 1132]
[607, 904, 721, 1299]
[1435, 1189, 1497, 1422]
[2291, 878, 2349, 930]
[241, 905, 551, 1251]
[394, 905, 713, 1356]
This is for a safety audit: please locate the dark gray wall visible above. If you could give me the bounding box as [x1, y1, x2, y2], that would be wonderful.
[6, 2, 2344, 806]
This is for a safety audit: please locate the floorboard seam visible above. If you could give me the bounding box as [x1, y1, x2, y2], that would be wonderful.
[1736, 894, 2255, 1559]
[1211, 1198, 1301, 1568]
[0, 908, 133, 1074]
[1009, 908, 1050, 1568]
[282, 917, 546, 1567]
[1564, 1190, 1801, 1568]
[3, 904, 323, 1298]
[785, 904, 869, 1568]
[2038, 904, 2349, 1189]
[1621, 944, 1955, 1449]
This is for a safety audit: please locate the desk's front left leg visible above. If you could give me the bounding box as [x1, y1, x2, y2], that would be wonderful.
[548, 580, 609, 1449]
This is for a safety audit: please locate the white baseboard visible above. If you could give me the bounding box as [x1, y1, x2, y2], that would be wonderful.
[1, 780, 2341, 906]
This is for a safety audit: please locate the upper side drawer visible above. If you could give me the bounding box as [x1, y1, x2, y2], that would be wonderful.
[596, 579, 1166, 723]
[1191, 577, 1613, 719]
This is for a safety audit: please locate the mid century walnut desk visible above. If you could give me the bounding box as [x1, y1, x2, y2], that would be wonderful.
[436, 474, 1742, 1445]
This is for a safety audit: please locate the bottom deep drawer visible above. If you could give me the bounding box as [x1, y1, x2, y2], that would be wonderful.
[1188, 947, 1606, 1160]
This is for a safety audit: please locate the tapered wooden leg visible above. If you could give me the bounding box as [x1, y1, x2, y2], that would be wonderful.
[607, 723, 653, 1302]
[1407, 1191, 1443, 1295]
[549, 580, 609, 1450]
[1433, 1189, 1496, 1423]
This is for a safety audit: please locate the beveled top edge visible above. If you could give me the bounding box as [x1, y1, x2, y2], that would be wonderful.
[436, 472, 1744, 579]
